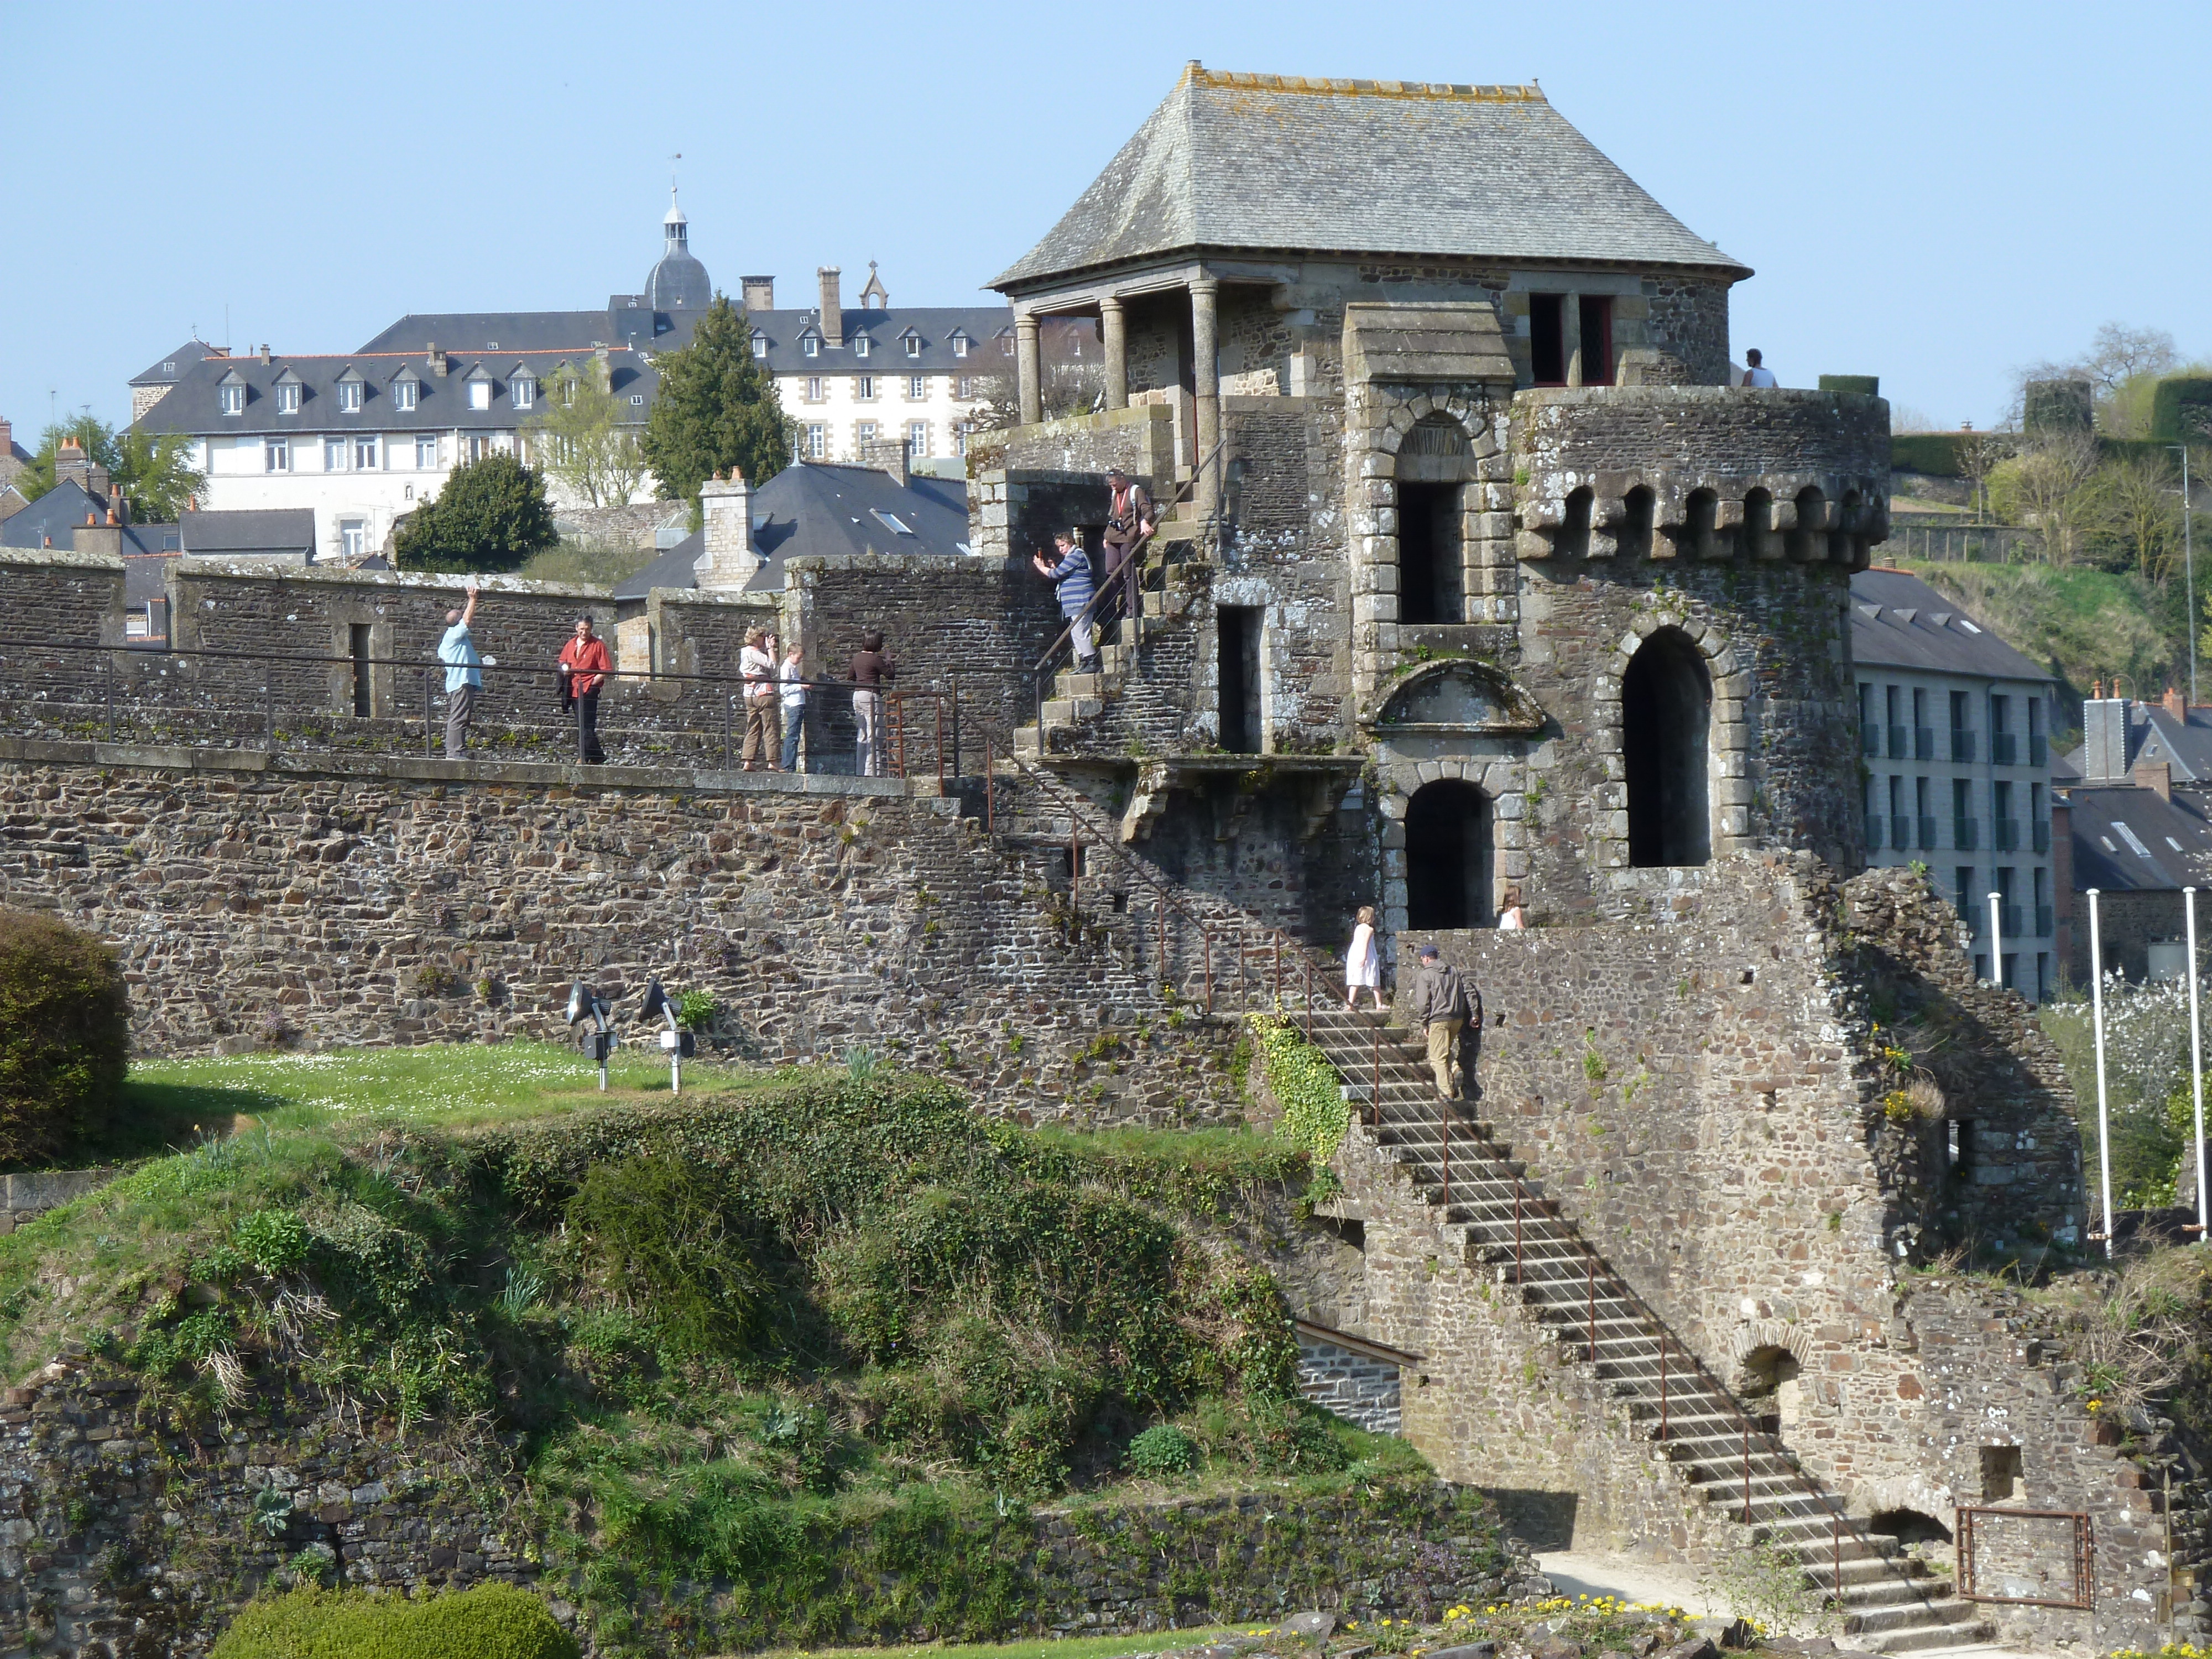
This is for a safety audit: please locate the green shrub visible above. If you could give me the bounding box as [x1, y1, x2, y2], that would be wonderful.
[561, 1155, 769, 1354]
[210, 1582, 578, 1659]
[1818, 374, 1879, 397]
[0, 908, 129, 1165]
[1128, 1423, 1197, 1475]
[2151, 376, 2212, 444]
[1891, 433, 1967, 476]
[234, 1208, 310, 1274]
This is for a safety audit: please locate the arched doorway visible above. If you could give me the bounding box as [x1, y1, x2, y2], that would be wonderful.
[1406, 780, 1494, 928]
[1740, 1344, 1804, 1437]
[1623, 630, 1712, 867]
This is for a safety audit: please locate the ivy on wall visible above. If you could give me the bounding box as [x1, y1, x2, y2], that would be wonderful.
[1250, 1015, 1351, 1166]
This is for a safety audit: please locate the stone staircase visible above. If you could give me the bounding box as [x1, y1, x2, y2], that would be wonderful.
[1014, 467, 1214, 761]
[1293, 1002, 1992, 1654]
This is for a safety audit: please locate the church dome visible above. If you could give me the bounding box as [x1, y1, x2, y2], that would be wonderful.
[646, 190, 711, 312]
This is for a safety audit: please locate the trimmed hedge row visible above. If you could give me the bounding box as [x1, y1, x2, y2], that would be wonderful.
[211, 1583, 577, 1659]
[2152, 377, 2212, 443]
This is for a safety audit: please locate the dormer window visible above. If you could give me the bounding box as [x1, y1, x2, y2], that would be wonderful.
[904, 333, 922, 358]
[751, 331, 769, 358]
[468, 380, 492, 410]
[276, 382, 301, 415]
[853, 335, 870, 359]
[336, 380, 364, 413]
[951, 332, 970, 358]
[512, 375, 536, 410]
[999, 333, 1014, 357]
[219, 380, 246, 415]
[392, 378, 418, 412]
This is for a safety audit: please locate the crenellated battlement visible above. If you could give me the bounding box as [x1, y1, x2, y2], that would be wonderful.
[1511, 387, 1890, 566]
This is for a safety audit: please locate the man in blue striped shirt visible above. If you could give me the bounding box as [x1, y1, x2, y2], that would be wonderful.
[1032, 530, 1102, 673]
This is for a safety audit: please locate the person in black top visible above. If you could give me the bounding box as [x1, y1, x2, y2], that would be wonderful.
[850, 629, 895, 776]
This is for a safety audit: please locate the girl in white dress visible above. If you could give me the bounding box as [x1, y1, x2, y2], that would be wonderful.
[1344, 905, 1384, 1010]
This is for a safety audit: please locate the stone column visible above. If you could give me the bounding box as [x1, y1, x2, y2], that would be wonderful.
[1562, 293, 1585, 388]
[1100, 296, 1128, 411]
[1191, 276, 1220, 478]
[1016, 313, 1042, 427]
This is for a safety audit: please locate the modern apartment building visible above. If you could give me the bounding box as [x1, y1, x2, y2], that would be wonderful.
[1851, 566, 2058, 999]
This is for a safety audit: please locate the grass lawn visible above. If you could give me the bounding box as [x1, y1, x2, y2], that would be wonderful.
[90, 1040, 800, 1165]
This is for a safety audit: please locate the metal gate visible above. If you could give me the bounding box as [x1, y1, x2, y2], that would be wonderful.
[1956, 1506, 2094, 1609]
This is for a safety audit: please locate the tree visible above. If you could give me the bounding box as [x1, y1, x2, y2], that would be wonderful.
[2015, 323, 2183, 439]
[640, 295, 792, 507]
[1989, 431, 2105, 565]
[392, 452, 557, 572]
[1952, 430, 2015, 523]
[525, 362, 649, 508]
[17, 411, 204, 520]
[2106, 449, 2184, 580]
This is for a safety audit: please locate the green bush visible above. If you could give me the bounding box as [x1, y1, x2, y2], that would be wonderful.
[561, 1155, 770, 1354]
[211, 1582, 578, 1659]
[1128, 1423, 1197, 1475]
[0, 908, 128, 1165]
[1818, 374, 1880, 397]
[1891, 432, 1967, 476]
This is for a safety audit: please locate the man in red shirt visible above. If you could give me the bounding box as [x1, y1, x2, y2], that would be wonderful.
[557, 614, 612, 765]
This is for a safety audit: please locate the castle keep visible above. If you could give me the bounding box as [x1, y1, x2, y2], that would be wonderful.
[0, 65, 2198, 1659]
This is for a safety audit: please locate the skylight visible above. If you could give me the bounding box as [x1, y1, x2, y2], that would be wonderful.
[2114, 822, 2154, 859]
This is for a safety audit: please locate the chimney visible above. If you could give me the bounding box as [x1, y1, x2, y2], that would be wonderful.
[54, 436, 86, 492]
[2083, 696, 2132, 781]
[693, 472, 759, 592]
[2164, 686, 2188, 719]
[75, 518, 123, 561]
[429, 342, 447, 377]
[0, 418, 11, 455]
[818, 267, 843, 348]
[742, 276, 775, 312]
[258, 343, 271, 364]
[857, 436, 910, 489]
[2135, 759, 2174, 801]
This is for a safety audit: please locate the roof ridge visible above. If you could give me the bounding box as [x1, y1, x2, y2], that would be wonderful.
[1190, 66, 1545, 103]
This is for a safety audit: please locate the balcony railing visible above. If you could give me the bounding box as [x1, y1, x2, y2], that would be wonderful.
[1918, 815, 1939, 850]
[2036, 904, 2056, 938]
[1954, 817, 1980, 850]
[1994, 819, 2020, 852]
[1915, 727, 1937, 760]
[2033, 821, 2051, 854]
[1992, 732, 2019, 766]
[2030, 734, 2049, 768]
[1888, 723, 1909, 758]
[1861, 723, 1880, 757]
[1891, 814, 1912, 851]
[1952, 728, 1976, 763]
[1864, 813, 1884, 851]
[1997, 902, 2024, 940]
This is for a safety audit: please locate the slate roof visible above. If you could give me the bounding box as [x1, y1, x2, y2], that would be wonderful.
[353, 302, 699, 356]
[131, 338, 218, 388]
[2059, 701, 2212, 785]
[993, 65, 1748, 290]
[2067, 784, 2212, 894]
[134, 350, 656, 437]
[1849, 569, 2052, 684]
[0, 482, 174, 555]
[613, 463, 972, 599]
[180, 509, 317, 557]
[747, 307, 1015, 378]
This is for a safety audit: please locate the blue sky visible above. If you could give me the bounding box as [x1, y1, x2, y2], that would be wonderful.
[3, 0, 2204, 439]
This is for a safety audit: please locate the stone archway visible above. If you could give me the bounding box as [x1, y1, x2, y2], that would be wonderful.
[1591, 611, 1753, 869]
[1405, 779, 1494, 930]
[1622, 627, 1712, 868]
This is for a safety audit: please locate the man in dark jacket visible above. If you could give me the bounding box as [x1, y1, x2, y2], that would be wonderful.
[1412, 943, 1474, 1099]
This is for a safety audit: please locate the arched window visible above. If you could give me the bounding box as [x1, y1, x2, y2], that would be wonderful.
[1396, 415, 1470, 625]
[1623, 629, 1711, 868]
[1405, 780, 1494, 928]
[1788, 486, 1826, 561]
[1556, 486, 1593, 557]
[1740, 1344, 1804, 1437]
[1619, 485, 1655, 560]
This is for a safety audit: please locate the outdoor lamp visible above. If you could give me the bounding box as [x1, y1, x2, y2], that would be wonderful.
[640, 977, 696, 1095]
[560, 980, 617, 1088]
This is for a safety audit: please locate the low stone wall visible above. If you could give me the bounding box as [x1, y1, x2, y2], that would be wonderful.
[1296, 1335, 1404, 1437]
[0, 1171, 116, 1235]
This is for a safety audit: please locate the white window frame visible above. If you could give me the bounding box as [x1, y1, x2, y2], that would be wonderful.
[393, 379, 418, 411]
[751, 332, 768, 358]
[276, 382, 301, 415]
[806, 375, 823, 402]
[907, 420, 928, 455]
[803, 335, 820, 358]
[853, 335, 870, 358]
[415, 434, 439, 469]
[219, 383, 245, 416]
[957, 375, 975, 399]
[857, 420, 878, 446]
[904, 335, 922, 358]
[856, 375, 875, 400]
[907, 374, 926, 400]
[264, 437, 289, 472]
[340, 520, 366, 559]
[468, 380, 492, 410]
[325, 437, 346, 472]
[806, 423, 826, 458]
[512, 377, 536, 410]
[336, 380, 363, 413]
[354, 435, 379, 471]
[952, 334, 969, 358]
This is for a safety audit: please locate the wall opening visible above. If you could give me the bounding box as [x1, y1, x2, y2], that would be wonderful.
[1980, 1444, 2023, 1502]
[1528, 294, 1566, 385]
[1619, 485, 1655, 560]
[1739, 1344, 1804, 1437]
[1556, 486, 1593, 559]
[1405, 780, 1494, 929]
[1743, 487, 1775, 558]
[1788, 486, 1827, 560]
[1682, 487, 1719, 558]
[1217, 605, 1262, 754]
[1622, 629, 1712, 867]
[349, 624, 374, 717]
[1871, 1509, 1954, 1547]
[1397, 483, 1460, 624]
[1577, 295, 1614, 385]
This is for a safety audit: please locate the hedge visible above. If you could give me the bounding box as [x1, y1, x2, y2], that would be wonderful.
[2151, 378, 2212, 444]
[0, 909, 128, 1165]
[1818, 374, 1880, 396]
[210, 1583, 578, 1659]
[1892, 433, 1969, 476]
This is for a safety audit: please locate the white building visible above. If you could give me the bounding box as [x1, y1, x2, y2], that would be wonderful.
[1852, 566, 2059, 1000]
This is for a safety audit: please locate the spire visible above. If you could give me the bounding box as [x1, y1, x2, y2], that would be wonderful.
[664, 153, 687, 246]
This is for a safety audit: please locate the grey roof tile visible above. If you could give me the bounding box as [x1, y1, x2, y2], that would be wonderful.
[2067, 784, 2212, 893]
[180, 508, 317, 556]
[1849, 568, 2052, 685]
[994, 65, 1748, 290]
[131, 338, 218, 387]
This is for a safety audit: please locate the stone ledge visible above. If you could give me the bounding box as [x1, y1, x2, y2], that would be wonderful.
[0, 737, 921, 799]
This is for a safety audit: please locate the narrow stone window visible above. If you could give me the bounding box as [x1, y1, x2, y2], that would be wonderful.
[1981, 1446, 2023, 1502]
[1577, 295, 1613, 384]
[1217, 606, 1262, 754]
[1622, 629, 1712, 868]
[349, 624, 374, 717]
[1528, 294, 1566, 385]
[1405, 780, 1494, 929]
[1396, 483, 1460, 623]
